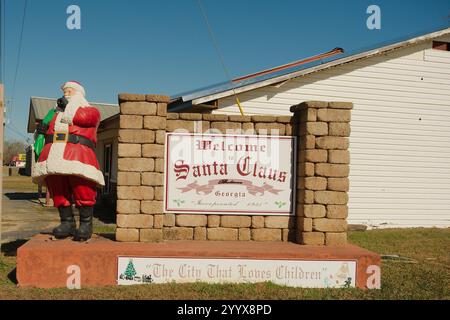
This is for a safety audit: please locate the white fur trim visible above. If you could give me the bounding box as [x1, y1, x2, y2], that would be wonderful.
[32, 143, 105, 187]
[53, 112, 68, 132]
[61, 81, 85, 97]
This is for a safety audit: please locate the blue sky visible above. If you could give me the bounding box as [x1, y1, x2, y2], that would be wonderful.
[1, 0, 449, 142]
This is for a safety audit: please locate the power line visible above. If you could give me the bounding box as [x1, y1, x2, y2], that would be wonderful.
[5, 126, 31, 143]
[10, 0, 28, 118]
[5, 111, 29, 132]
[5, 123, 27, 137]
[8, 119, 25, 134]
[5, 124, 31, 142]
[196, 0, 233, 88]
[0, 0, 6, 84]
[196, 0, 245, 115]
[2, 0, 5, 85]
[0, 0, 4, 83]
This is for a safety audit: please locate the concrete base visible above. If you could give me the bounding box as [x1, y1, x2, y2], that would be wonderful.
[17, 234, 380, 289]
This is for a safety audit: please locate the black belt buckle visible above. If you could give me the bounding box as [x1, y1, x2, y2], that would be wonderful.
[53, 132, 68, 143]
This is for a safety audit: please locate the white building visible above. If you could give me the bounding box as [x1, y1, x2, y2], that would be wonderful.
[170, 27, 450, 229]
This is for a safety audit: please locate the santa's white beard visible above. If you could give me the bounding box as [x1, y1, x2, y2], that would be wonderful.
[60, 92, 89, 124]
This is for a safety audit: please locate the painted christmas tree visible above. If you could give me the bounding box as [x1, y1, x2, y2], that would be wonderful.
[124, 259, 137, 279]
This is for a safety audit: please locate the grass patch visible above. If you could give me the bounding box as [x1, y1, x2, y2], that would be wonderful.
[0, 228, 449, 300]
[3, 176, 37, 192]
[93, 224, 116, 235]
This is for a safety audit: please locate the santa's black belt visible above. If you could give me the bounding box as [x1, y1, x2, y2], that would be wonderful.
[45, 133, 96, 150]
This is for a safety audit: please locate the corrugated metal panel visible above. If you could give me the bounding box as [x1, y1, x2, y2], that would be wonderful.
[216, 40, 450, 229]
[31, 97, 57, 120]
[171, 27, 450, 106]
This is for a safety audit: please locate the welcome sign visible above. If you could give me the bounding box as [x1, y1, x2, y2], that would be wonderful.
[164, 133, 296, 215]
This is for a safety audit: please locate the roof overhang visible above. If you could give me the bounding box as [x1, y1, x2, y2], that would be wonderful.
[27, 100, 36, 133]
[185, 27, 450, 106]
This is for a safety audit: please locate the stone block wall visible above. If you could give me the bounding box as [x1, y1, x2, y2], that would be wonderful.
[115, 94, 352, 245]
[115, 94, 168, 242]
[291, 101, 353, 246]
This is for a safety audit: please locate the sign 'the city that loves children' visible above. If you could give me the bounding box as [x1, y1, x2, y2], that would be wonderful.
[164, 133, 296, 215]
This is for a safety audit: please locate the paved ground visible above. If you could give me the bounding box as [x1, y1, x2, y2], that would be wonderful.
[1, 176, 115, 244]
[1, 189, 58, 244]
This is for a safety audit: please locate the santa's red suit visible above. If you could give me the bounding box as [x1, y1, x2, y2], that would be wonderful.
[33, 81, 104, 241]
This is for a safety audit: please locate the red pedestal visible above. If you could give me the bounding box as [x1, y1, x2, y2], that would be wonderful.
[17, 234, 380, 289]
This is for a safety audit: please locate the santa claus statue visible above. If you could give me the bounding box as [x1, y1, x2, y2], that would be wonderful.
[33, 81, 105, 241]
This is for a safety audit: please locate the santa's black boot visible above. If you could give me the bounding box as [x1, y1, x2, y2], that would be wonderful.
[53, 206, 76, 239]
[74, 206, 94, 242]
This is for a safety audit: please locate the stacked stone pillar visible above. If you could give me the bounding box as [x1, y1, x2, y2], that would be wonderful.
[115, 94, 168, 242]
[291, 101, 353, 246]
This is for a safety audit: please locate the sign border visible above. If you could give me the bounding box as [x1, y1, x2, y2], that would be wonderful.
[116, 255, 358, 287]
[163, 132, 297, 216]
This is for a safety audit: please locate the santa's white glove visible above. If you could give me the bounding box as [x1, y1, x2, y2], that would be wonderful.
[60, 115, 73, 125]
[60, 92, 88, 125]
[61, 102, 78, 125]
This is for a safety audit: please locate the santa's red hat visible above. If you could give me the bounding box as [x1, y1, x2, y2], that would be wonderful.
[61, 81, 85, 97]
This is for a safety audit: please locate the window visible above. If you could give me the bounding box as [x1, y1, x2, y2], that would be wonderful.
[103, 144, 112, 194]
[432, 41, 450, 51]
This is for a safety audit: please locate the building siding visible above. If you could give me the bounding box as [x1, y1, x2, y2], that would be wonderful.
[96, 118, 119, 186]
[216, 37, 450, 228]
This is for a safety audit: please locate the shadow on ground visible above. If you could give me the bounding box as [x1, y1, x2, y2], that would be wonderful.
[1, 239, 28, 257]
[4, 192, 40, 201]
[5, 191, 116, 224]
[94, 204, 116, 224]
[8, 269, 17, 285]
[0, 239, 20, 285]
[97, 233, 115, 241]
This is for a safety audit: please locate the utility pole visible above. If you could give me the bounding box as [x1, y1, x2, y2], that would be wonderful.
[0, 83, 4, 246]
[0, 0, 4, 248]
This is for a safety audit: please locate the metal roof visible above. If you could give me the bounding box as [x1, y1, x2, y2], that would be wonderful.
[27, 97, 119, 133]
[169, 26, 450, 110]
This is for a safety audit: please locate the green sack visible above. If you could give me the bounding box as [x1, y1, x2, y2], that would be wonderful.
[34, 108, 56, 161]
